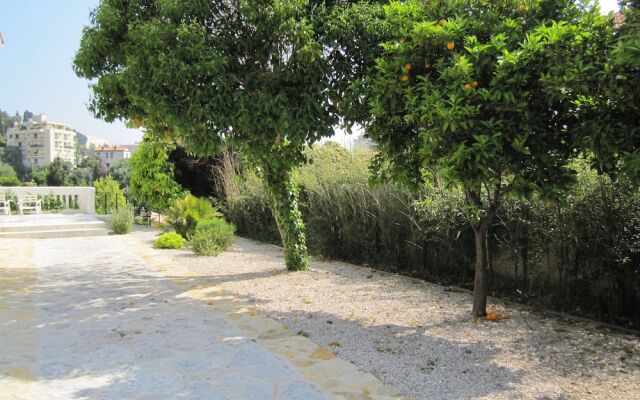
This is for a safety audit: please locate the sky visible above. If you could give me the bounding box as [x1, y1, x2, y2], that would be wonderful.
[0, 0, 142, 145]
[0, 0, 621, 146]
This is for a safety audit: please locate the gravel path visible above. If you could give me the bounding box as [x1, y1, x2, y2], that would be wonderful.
[133, 229, 640, 400]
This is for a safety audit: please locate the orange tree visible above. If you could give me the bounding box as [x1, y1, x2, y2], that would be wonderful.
[356, 0, 611, 316]
[73, 0, 382, 270]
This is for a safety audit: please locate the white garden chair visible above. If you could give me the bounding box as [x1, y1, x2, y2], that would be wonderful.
[0, 194, 12, 216]
[18, 195, 42, 215]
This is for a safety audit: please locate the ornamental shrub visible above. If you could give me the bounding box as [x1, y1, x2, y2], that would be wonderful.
[0, 176, 21, 186]
[190, 218, 236, 256]
[129, 133, 186, 212]
[94, 175, 126, 215]
[110, 204, 134, 234]
[167, 194, 221, 239]
[153, 232, 185, 249]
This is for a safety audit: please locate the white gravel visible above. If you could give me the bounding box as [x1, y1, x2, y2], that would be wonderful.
[135, 229, 640, 400]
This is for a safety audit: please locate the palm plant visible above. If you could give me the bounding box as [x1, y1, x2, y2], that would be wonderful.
[167, 194, 221, 238]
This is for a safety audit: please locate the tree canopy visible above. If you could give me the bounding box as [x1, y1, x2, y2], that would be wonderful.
[46, 157, 72, 186]
[572, 1, 640, 183]
[74, 0, 384, 270]
[128, 133, 185, 212]
[357, 0, 611, 316]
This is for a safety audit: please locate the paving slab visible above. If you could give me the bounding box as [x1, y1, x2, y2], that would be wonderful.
[0, 235, 405, 399]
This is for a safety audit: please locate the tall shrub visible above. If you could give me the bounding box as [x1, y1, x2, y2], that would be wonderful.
[129, 134, 185, 213]
[94, 175, 126, 214]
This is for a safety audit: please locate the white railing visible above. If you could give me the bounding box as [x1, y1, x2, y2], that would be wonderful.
[1, 187, 96, 214]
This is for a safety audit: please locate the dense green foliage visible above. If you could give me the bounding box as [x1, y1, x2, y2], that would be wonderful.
[74, 157, 106, 185]
[30, 168, 47, 186]
[94, 175, 127, 214]
[41, 194, 66, 212]
[129, 134, 185, 212]
[68, 167, 95, 186]
[0, 162, 17, 179]
[45, 158, 72, 186]
[350, 0, 611, 316]
[573, 1, 640, 183]
[109, 159, 131, 190]
[0, 176, 21, 186]
[72, 0, 638, 317]
[153, 232, 186, 249]
[224, 143, 640, 328]
[110, 204, 135, 234]
[73, 0, 390, 271]
[167, 194, 221, 239]
[0, 146, 26, 180]
[190, 218, 236, 256]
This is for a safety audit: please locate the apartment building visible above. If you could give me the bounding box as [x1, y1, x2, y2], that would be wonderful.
[5, 114, 77, 167]
[94, 146, 132, 168]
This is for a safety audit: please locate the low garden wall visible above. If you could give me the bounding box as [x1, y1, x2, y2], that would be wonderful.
[2, 186, 96, 214]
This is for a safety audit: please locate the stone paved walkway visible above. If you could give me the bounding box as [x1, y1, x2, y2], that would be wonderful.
[0, 236, 403, 399]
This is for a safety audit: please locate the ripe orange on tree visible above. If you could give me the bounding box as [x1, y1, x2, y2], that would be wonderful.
[401, 75, 409, 82]
[447, 41, 455, 50]
[471, 80, 478, 88]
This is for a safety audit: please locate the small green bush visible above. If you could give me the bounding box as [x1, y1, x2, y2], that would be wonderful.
[42, 195, 63, 212]
[167, 194, 221, 238]
[0, 176, 21, 186]
[94, 176, 127, 215]
[189, 218, 236, 256]
[153, 232, 186, 249]
[110, 204, 134, 234]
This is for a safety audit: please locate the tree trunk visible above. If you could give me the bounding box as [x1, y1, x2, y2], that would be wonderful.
[521, 203, 529, 290]
[466, 187, 499, 318]
[472, 228, 489, 317]
[264, 169, 309, 271]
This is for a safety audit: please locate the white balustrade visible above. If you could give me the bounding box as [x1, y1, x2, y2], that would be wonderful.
[0, 187, 96, 214]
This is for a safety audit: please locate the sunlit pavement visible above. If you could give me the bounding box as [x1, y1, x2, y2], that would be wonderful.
[0, 235, 403, 399]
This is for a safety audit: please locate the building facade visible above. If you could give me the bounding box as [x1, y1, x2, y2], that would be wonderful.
[94, 146, 132, 168]
[5, 114, 77, 167]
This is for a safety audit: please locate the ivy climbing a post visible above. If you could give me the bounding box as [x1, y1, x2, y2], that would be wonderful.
[263, 164, 308, 271]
